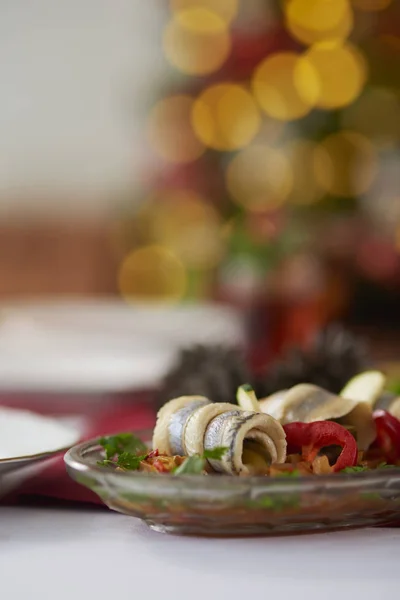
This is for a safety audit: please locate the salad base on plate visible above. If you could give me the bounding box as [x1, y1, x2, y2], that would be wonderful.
[65, 434, 400, 537]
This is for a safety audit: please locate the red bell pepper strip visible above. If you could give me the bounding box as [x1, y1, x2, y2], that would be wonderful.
[283, 421, 358, 472]
[373, 410, 400, 463]
[152, 458, 170, 473]
[146, 449, 160, 459]
[283, 422, 310, 455]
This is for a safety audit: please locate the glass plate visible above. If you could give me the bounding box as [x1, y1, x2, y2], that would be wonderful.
[64, 431, 400, 537]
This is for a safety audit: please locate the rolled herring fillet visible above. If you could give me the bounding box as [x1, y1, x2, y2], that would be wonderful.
[153, 396, 210, 455]
[183, 402, 240, 456]
[274, 384, 375, 450]
[204, 410, 287, 475]
[259, 390, 288, 421]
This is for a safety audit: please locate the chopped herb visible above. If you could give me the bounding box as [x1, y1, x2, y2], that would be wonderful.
[342, 463, 400, 474]
[275, 469, 300, 478]
[98, 452, 147, 470]
[97, 459, 116, 467]
[257, 496, 276, 509]
[256, 494, 300, 511]
[98, 433, 147, 460]
[341, 465, 370, 473]
[174, 446, 227, 475]
[97, 433, 228, 476]
[173, 455, 206, 475]
[203, 447, 228, 461]
[360, 492, 382, 501]
[97, 433, 148, 470]
[117, 452, 148, 470]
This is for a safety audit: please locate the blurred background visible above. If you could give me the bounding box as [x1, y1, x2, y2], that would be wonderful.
[0, 0, 399, 397]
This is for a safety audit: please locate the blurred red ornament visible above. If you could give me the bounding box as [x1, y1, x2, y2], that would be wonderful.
[356, 237, 399, 282]
[320, 217, 365, 259]
[246, 211, 286, 244]
[152, 161, 224, 200]
[217, 27, 295, 79]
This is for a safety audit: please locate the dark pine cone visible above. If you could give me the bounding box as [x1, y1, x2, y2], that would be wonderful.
[155, 326, 371, 410]
[156, 344, 253, 409]
[256, 325, 371, 398]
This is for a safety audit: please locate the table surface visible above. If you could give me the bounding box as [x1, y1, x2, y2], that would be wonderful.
[1, 506, 400, 600]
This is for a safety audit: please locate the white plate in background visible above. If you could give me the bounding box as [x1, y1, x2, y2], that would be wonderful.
[0, 406, 82, 497]
[0, 300, 245, 392]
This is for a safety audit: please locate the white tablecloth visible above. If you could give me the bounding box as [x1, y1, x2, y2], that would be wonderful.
[1, 506, 399, 599]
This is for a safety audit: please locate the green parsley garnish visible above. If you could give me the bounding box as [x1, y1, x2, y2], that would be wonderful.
[360, 492, 382, 501]
[342, 463, 400, 474]
[341, 465, 370, 473]
[275, 469, 300, 478]
[116, 451, 148, 470]
[97, 434, 227, 475]
[97, 433, 148, 470]
[98, 433, 147, 459]
[203, 447, 228, 461]
[256, 494, 300, 511]
[174, 447, 228, 476]
[173, 455, 206, 475]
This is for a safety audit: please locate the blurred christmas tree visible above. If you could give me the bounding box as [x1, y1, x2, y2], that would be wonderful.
[113, 0, 400, 358]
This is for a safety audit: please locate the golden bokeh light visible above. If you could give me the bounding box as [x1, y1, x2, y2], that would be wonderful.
[118, 245, 187, 303]
[147, 95, 205, 164]
[341, 87, 400, 149]
[149, 190, 224, 269]
[302, 41, 367, 109]
[286, 0, 353, 46]
[313, 131, 378, 197]
[285, 140, 324, 205]
[252, 52, 320, 121]
[285, 0, 349, 31]
[191, 83, 261, 151]
[226, 145, 293, 212]
[287, 12, 353, 47]
[169, 0, 239, 23]
[163, 8, 231, 75]
[351, 0, 392, 11]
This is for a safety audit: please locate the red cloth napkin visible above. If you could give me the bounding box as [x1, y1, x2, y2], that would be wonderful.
[1, 393, 156, 505]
